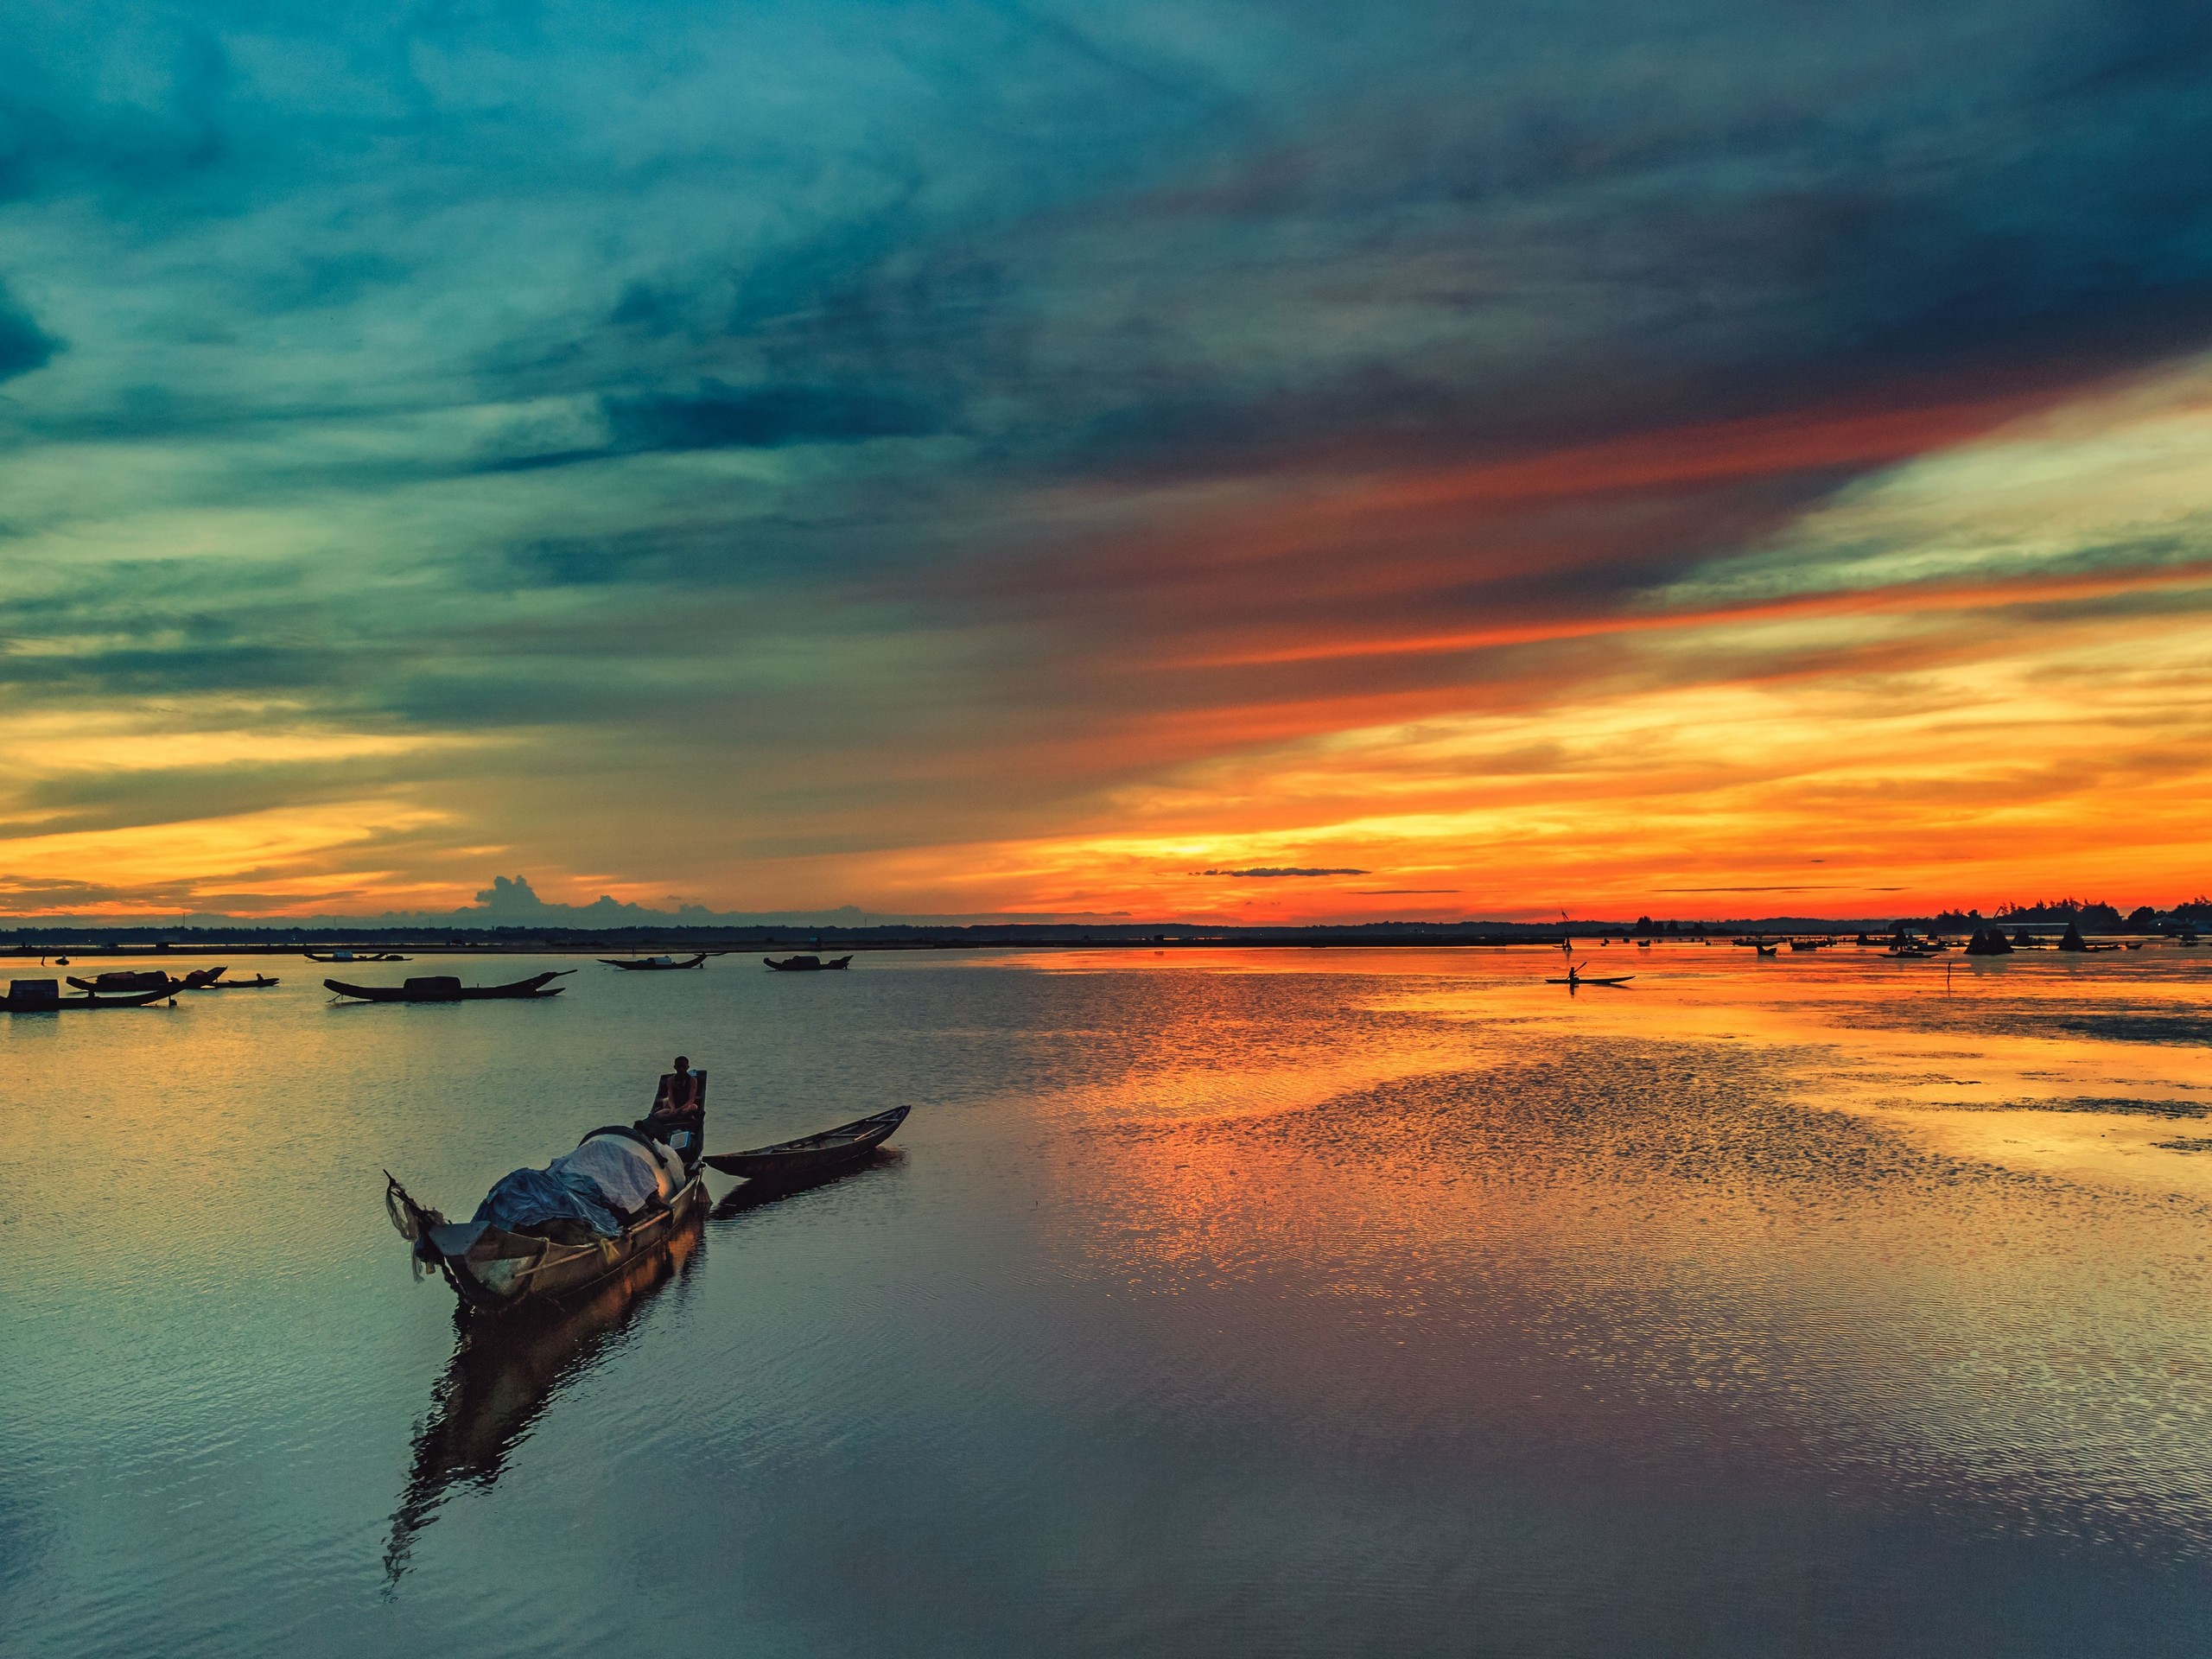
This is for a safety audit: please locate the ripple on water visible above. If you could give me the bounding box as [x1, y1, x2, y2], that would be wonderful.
[8, 948, 2212, 1656]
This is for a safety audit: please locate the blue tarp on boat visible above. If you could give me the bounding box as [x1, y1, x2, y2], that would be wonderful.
[423, 1164, 626, 1256]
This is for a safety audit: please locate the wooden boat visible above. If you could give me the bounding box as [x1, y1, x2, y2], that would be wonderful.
[1789, 940, 1821, 951]
[306, 950, 410, 963]
[600, 953, 709, 970]
[389, 1166, 708, 1315]
[5, 979, 173, 1012]
[703, 1104, 911, 1181]
[198, 973, 281, 988]
[67, 969, 177, 993]
[326, 969, 572, 1002]
[1755, 944, 1777, 957]
[764, 954, 853, 971]
[1544, 971, 1632, 987]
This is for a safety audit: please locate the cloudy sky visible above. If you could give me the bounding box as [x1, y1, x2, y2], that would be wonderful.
[5, 1, 2212, 920]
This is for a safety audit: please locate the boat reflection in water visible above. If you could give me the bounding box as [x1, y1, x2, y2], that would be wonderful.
[383, 1211, 705, 1586]
[382, 1149, 903, 1586]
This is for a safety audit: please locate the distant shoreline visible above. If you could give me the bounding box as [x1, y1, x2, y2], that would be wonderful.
[0, 918, 2180, 957]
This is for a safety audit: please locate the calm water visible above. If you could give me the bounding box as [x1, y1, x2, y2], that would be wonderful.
[8, 944, 2212, 1656]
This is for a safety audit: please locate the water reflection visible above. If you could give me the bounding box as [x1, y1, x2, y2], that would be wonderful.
[382, 1216, 705, 1585]
[382, 1153, 904, 1587]
[15, 948, 2212, 1657]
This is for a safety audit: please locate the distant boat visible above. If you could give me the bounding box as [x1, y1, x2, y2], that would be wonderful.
[764, 955, 852, 971]
[306, 950, 411, 963]
[2057, 922, 2120, 953]
[1546, 963, 1632, 987]
[600, 953, 710, 970]
[326, 970, 572, 1003]
[1756, 944, 1777, 957]
[4, 979, 173, 1012]
[1789, 940, 1820, 951]
[198, 974, 282, 988]
[67, 969, 178, 994]
[703, 1106, 911, 1182]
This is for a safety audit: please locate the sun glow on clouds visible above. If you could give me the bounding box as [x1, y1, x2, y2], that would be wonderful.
[9, 3, 2212, 919]
[838, 365, 2212, 921]
[10, 363, 2212, 920]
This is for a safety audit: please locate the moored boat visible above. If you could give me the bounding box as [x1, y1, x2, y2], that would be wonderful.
[198, 974, 282, 988]
[387, 1129, 703, 1313]
[306, 950, 411, 963]
[327, 969, 572, 1002]
[763, 954, 853, 971]
[67, 969, 178, 993]
[4, 979, 174, 1012]
[703, 1104, 911, 1181]
[600, 953, 710, 970]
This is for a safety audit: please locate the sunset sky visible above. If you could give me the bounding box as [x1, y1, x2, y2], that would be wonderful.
[4, 2, 2212, 921]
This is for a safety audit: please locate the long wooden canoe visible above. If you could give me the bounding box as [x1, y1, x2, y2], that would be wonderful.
[327, 969, 572, 1002]
[763, 954, 853, 971]
[702, 1104, 910, 1181]
[600, 953, 709, 969]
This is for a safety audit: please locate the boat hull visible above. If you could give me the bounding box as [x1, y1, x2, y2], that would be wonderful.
[703, 1104, 909, 1181]
[326, 971, 569, 1001]
[442, 1175, 708, 1313]
[67, 972, 176, 993]
[4, 985, 173, 1012]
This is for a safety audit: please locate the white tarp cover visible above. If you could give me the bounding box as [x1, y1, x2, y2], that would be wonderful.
[551, 1133, 677, 1214]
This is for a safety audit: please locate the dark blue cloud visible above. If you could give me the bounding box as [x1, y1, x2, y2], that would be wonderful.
[604, 380, 941, 451]
[0, 279, 58, 382]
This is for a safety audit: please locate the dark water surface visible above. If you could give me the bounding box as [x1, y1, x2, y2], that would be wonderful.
[7, 945, 2212, 1656]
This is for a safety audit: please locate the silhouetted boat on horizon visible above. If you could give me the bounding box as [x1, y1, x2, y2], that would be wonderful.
[764, 953, 852, 971]
[4, 979, 174, 1012]
[327, 970, 572, 1002]
[67, 969, 185, 993]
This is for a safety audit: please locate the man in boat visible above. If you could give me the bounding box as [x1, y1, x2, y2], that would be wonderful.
[640, 1055, 706, 1172]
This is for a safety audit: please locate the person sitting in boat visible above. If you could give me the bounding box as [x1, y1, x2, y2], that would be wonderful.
[640, 1056, 706, 1171]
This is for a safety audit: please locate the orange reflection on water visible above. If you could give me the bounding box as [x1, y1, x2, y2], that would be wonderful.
[1016, 944, 2212, 1549]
